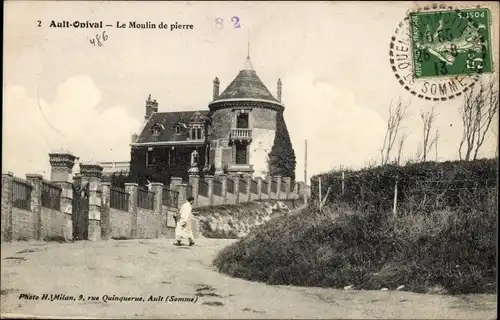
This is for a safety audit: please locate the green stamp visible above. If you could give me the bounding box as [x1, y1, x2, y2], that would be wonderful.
[410, 8, 493, 79]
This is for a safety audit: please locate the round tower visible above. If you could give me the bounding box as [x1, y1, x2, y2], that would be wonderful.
[208, 55, 295, 179]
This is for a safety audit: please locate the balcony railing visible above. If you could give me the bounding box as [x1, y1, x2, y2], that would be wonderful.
[230, 128, 252, 140]
[227, 163, 254, 173]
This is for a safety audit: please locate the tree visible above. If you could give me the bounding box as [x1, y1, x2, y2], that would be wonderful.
[396, 132, 409, 165]
[267, 111, 296, 180]
[380, 97, 409, 165]
[458, 78, 499, 161]
[420, 106, 439, 162]
[109, 171, 129, 189]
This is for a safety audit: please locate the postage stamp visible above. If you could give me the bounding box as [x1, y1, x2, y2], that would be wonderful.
[389, 3, 497, 101]
[410, 8, 493, 79]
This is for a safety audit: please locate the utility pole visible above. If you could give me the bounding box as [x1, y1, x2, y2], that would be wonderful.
[304, 139, 308, 205]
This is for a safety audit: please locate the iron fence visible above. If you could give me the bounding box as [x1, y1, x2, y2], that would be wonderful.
[239, 179, 247, 194]
[199, 180, 209, 197]
[227, 178, 235, 194]
[281, 180, 286, 192]
[261, 180, 268, 194]
[138, 187, 154, 210]
[110, 186, 129, 211]
[213, 180, 223, 196]
[162, 188, 179, 208]
[251, 179, 258, 194]
[12, 179, 32, 210]
[271, 180, 277, 193]
[41, 182, 61, 210]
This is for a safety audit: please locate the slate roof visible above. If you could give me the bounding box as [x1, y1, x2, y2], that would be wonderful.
[212, 57, 279, 104]
[135, 110, 210, 144]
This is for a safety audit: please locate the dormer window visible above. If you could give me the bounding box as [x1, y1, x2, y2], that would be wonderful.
[174, 123, 186, 134]
[151, 123, 165, 135]
[189, 126, 203, 140]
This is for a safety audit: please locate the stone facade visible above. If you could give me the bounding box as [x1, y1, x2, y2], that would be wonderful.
[129, 56, 295, 186]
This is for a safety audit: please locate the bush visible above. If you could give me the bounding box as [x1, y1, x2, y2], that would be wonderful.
[311, 159, 497, 213]
[213, 204, 496, 294]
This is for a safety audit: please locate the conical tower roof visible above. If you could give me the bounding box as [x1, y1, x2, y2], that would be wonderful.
[211, 56, 280, 104]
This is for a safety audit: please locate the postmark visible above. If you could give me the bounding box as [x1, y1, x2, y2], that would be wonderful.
[410, 8, 493, 78]
[389, 3, 494, 101]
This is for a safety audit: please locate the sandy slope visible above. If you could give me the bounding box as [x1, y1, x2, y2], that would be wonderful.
[1, 239, 496, 319]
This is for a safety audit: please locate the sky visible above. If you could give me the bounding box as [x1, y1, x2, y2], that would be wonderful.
[3, 1, 499, 182]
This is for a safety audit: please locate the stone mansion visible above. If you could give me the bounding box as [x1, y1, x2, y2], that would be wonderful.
[127, 55, 296, 186]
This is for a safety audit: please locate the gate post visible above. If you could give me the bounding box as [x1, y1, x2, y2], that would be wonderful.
[267, 176, 273, 199]
[245, 175, 252, 202]
[1, 172, 14, 243]
[26, 174, 43, 240]
[219, 174, 228, 204]
[205, 175, 214, 206]
[125, 183, 138, 239]
[275, 176, 282, 200]
[100, 182, 111, 240]
[49, 152, 76, 241]
[255, 177, 263, 200]
[170, 177, 185, 209]
[80, 163, 103, 241]
[188, 173, 199, 206]
[150, 182, 163, 239]
[283, 177, 291, 200]
[233, 175, 240, 204]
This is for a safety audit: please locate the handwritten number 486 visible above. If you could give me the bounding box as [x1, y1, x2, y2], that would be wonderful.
[90, 31, 108, 47]
[215, 17, 240, 29]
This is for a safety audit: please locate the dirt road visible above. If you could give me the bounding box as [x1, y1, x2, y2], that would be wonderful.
[1, 239, 496, 319]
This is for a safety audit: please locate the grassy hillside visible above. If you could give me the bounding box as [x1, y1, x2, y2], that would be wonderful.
[213, 203, 496, 295]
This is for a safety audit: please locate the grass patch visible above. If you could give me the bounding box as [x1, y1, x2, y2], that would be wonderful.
[213, 204, 496, 295]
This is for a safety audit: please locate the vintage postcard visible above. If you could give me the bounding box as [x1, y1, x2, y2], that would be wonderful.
[2, 1, 498, 319]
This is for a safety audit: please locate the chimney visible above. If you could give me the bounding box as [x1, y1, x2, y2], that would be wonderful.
[277, 78, 282, 102]
[213, 77, 220, 100]
[152, 99, 158, 113]
[145, 94, 153, 120]
[131, 133, 138, 143]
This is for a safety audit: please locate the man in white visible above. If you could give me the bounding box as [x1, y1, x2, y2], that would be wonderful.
[175, 196, 195, 246]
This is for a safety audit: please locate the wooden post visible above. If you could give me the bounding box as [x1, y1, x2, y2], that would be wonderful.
[318, 176, 322, 210]
[393, 179, 398, 216]
[320, 186, 332, 212]
[341, 171, 345, 196]
[304, 139, 308, 206]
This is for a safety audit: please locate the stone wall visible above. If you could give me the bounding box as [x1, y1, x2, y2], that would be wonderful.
[137, 208, 156, 239]
[41, 207, 65, 240]
[109, 208, 132, 239]
[2, 171, 69, 243]
[12, 207, 37, 240]
[2, 151, 308, 243]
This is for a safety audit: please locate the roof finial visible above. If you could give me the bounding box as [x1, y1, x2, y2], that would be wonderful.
[243, 29, 254, 70]
[247, 29, 250, 59]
